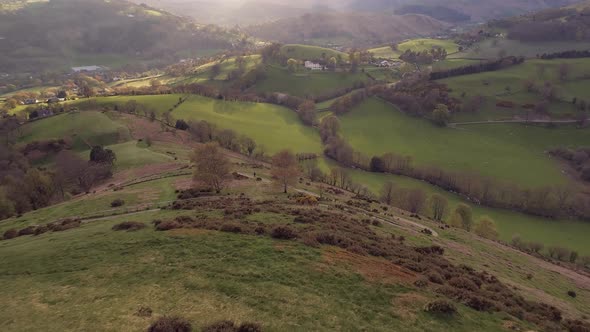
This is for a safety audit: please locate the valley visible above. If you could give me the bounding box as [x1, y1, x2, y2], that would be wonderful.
[1, 0, 590, 331]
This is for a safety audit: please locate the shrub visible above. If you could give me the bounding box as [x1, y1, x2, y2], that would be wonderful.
[112, 221, 146, 232]
[236, 322, 262, 332]
[220, 224, 243, 234]
[448, 277, 479, 291]
[111, 199, 125, 208]
[155, 220, 182, 231]
[18, 226, 36, 236]
[3, 229, 18, 240]
[135, 306, 153, 317]
[33, 225, 48, 236]
[427, 271, 445, 284]
[424, 300, 457, 315]
[202, 320, 262, 332]
[464, 296, 495, 312]
[147, 316, 192, 332]
[567, 290, 577, 298]
[271, 226, 297, 240]
[414, 278, 428, 288]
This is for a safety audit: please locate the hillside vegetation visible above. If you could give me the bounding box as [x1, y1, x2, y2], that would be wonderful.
[0, 0, 240, 73]
[245, 13, 448, 47]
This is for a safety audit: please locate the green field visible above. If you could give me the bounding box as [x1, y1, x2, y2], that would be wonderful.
[172, 95, 322, 154]
[368, 46, 400, 59]
[280, 44, 347, 61]
[440, 58, 590, 121]
[178, 55, 261, 85]
[254, 65, 368, 97]
[19, 112, 130, 150]
[457, 38, 590, 59]
[398, 39, 460, 54]
[339, 98, 590, 187]
[432, 59, 483, 71]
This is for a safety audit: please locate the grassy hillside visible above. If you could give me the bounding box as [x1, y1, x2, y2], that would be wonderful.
[280, 44, 347, 61]
[19, 112, 130, 150]
[339, 98, 590, 187]
[398, 38, 460, 53]
[457, 38, 590, 60]
[172, 95, 322, 154]
[253, 65, 369, 98]
[440, 58, 590, 121]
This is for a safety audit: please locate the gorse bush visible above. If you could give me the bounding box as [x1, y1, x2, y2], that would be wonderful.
[424, 300, 457, 315]
[147, 316, 192, 332]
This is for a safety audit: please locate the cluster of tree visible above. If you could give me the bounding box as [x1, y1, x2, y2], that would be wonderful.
[549, 147, 590, 182]
[511, 234, 590, 269]
[376, 73, 460, 120]
[0, 116, 116, 220]
[399, 48, 448, 68]
[329, 89, 371, 115]
[429, 56, 525, 80]
[297, 101, 316, 126]
[370, 151, 590, 220]
[538, 50, 590, 60]
[185, 120, 261, 159]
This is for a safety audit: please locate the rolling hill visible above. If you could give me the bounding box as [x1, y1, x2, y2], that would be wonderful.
[245, 12, 449, 47]
[0, 0, 242, 73]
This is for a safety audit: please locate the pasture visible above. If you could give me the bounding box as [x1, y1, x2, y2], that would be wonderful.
[440, 58, 590, 121]
[339, 98, 590, 187]
[280, 44, 347, 60]
[19, 111, 130, 150]
[254, 65, 368, 97]
[172, 95, 323, 154]
[398, 38, 460, 54]
[456, 38, 590, 59]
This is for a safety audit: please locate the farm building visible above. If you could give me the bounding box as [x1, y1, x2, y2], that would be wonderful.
[71, 65, 103, 73]
[304, 61, 323, 70]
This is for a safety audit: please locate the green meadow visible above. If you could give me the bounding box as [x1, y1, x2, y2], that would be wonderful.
[254, 65, 368, 97]
[172, 95, 322, 154]
[440, 58, 590, 121]
[456, 38, 590, 59]
[19, 112, 130, 150]
[398, 39, 460, 54]
[339, 98, 590, 187]
[280, 44, 347, 60]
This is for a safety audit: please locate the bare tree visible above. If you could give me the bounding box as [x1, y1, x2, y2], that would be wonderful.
[271, 150, 300, 193]
[380, 181, 396, 205]
[430, 194, 448, 221]
[191, 143, 231, 193]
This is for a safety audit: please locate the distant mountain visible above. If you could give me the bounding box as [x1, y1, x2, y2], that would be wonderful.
[129, 0, 311, 26]
[347, 0, 580, 22]
[245, 12, 449, 47]
[0, 0, 243, 73]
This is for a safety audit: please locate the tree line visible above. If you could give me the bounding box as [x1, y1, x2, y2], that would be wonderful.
[0, 116, 117, 220]
[316, 114, 590, 221]
[538, 50, 590, 60]
[429, 56, 525, 80]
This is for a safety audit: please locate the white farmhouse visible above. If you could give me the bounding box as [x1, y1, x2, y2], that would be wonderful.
[304, 61, 323, 70]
